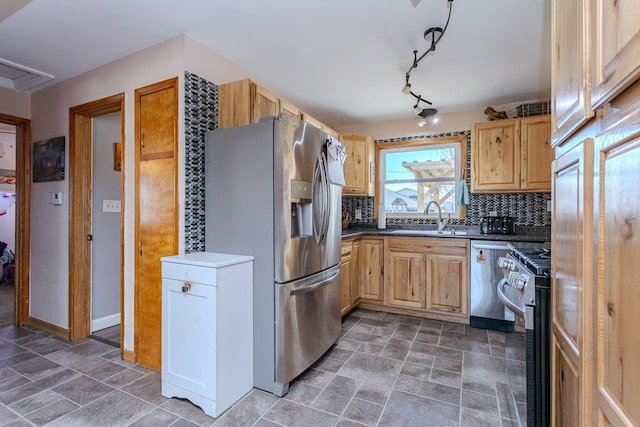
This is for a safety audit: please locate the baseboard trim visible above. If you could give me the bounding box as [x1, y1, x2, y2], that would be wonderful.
[91, 313, 120, 333]
[122, 349, 136, 364]
[28, 316, 70, 340]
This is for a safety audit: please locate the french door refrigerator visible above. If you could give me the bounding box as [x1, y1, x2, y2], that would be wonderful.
[205, 114, 342, 396]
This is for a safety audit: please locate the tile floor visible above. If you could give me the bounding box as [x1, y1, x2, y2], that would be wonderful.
[0, 309, 526, 426]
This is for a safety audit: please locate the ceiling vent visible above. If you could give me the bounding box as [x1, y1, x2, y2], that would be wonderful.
[0, 58, 54, 92]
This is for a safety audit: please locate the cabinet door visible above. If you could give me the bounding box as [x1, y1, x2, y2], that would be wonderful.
[425, 254, 467, 314]
[340, 242, 352, 315]
[280, 99, 302, 120]
[552, 336, 580, 427]
[552, 137, 593, 426]
[350, 240, 360, 306]
[471, 119, 521, 192]
[551, 0, 592, 146]
[162, 279, 215, 399]
[595, 132, 640, 426]
[591, 0, 640, 109]
[359, 239, 383, 301]
[252, 85, 279, 123]
[218, 79, 252, 129]
[387, 251, 424, 309]
[340, 134, 375, 196]
[521, 116, 553, 191]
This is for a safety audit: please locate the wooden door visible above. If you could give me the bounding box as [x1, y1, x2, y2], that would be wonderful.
[135, 78, 178, 372]
[551, 138, 594, 426]
[471, 119, 521, 192]
[521, 115, 553, 191]
[359, 238, 383, 301]
[595, 131, 640, 426]
[252, 84, 279, 123]
[591, 0, 640, 109]
[550, 0, 592, 145]
[387, 251, 424, 309]
[425, 254, 467, 314]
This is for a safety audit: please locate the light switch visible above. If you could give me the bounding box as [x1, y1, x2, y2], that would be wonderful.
[103, 200, 121, 212]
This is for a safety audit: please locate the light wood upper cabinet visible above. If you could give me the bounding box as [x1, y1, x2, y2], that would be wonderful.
[521, 116, 553, 191]
[252, 84, 279, 123]
[301, 113, 339, 138]
[591, 0, 640, 110]
[472, 116, 552, 193]
[551, 0, 592, 146]
[359, 238, 384, 302]
[218, 79, 305, 129]
[280, 99, 302, 120]
[339, 134, 375, 197]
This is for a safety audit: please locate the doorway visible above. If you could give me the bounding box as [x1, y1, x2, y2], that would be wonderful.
[0, 113, 30, 328]
[0, 123, 17, 327]
[68, 94, 124, 349]
[87, 113, 122, 348]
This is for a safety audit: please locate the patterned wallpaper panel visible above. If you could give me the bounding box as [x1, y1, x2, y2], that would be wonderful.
[342, 130, 552, 227]
[184, 71, 217, 253]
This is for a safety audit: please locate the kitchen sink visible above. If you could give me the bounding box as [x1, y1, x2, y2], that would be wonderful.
[389, 229, 468, 236]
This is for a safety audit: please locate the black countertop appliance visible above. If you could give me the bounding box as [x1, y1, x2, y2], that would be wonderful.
[480, 216, 515, 235]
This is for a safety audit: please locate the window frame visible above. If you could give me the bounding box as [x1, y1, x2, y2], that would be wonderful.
[376, 135, 467, 220]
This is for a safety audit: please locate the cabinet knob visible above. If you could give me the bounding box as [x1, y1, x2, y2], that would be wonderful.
[182, 282, 191, 293]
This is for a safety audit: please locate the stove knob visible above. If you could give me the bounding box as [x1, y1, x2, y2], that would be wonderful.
[498, 257, 515, 270]
[507, 271, 527, 290]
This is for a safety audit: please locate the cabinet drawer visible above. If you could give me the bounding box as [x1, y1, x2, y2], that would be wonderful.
[161, 263, 217, 286]
[386, 237, 468, 256]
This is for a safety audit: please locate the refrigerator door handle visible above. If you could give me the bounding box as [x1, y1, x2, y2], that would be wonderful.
[320, 152, 330, 246]
[289, 271, 340, 296]
[312, 152, 326, 245]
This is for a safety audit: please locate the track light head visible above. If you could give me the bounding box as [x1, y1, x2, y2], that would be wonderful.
[402, 83, 412, 95]
[417, 108, 438, 118]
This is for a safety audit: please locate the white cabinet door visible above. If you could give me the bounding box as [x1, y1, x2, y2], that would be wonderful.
[162, 279, 216, 399]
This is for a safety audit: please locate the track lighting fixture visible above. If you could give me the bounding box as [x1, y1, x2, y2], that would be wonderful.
[402, 0, 454, 119]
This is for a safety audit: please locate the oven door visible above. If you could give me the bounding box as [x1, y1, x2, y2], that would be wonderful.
[497, 277, 525, 319]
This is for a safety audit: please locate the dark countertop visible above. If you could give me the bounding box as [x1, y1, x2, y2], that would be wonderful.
[341, 225, 550, 243]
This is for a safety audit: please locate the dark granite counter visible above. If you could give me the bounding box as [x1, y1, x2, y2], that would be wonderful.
[342, 225, 550, 243]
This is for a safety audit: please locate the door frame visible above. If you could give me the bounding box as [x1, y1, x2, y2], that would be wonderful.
[0, 113, 30, 326]
[68, 94, 124, 344]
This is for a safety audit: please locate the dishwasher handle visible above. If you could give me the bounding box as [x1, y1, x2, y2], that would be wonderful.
[497, 278, 525, 319]
[471, 242, 512, 251]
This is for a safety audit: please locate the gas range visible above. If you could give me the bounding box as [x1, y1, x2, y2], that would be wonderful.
[507, 243, 552, 277]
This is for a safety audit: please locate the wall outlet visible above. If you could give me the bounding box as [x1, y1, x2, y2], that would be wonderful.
[489, 210, 498, 217]
[49, 192, 63, 205]
[103, 200, 121, 212]
[547, 200, 552, 212]
[355, 209, 362, 220]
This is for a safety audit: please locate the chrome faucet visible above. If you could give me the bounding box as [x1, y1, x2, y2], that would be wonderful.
[424, 200, 449, 233]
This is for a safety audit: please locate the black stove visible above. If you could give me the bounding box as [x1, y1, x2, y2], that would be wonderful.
[508, 244, 551, 277]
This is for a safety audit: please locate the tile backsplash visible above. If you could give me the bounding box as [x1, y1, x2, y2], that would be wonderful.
[342, 130, 551, 227]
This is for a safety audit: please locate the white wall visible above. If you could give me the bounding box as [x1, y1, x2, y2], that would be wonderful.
[29, 34, 249, 353]
[336, 109, 487, 140]
[0, 86, 30, 119]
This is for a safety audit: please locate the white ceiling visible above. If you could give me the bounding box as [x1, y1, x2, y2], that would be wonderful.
[0, 0, 551, 128]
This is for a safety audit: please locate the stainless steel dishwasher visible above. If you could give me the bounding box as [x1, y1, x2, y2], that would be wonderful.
[469, 240, 515, 331]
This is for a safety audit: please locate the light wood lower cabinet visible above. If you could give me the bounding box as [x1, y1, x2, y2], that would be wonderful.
[359, 238, 384, 302]
[374, 237, 469, 322]
[340, 239, 362, 316]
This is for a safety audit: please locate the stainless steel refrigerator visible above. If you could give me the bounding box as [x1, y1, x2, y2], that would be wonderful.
[204, 114, 343, 396]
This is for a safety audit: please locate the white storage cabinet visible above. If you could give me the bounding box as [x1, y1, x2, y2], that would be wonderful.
[161, 252, 254, 417]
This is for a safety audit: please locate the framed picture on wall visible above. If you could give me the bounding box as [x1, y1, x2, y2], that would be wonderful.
[32, 136, 65, 182]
